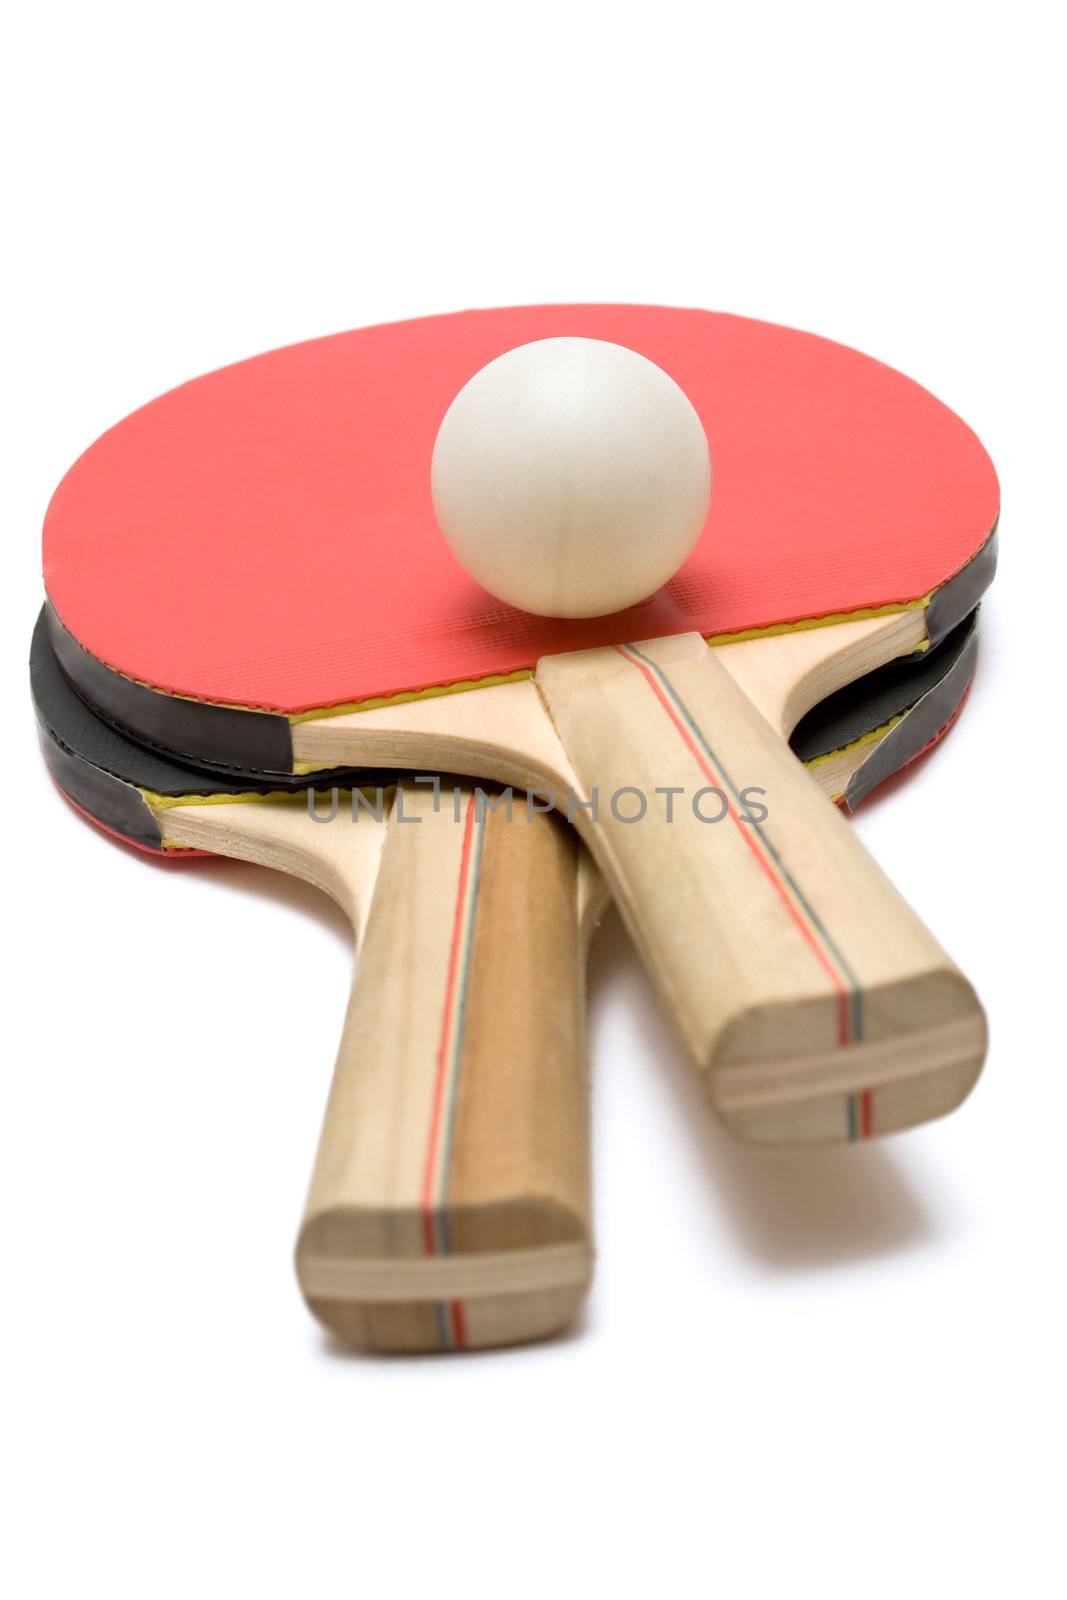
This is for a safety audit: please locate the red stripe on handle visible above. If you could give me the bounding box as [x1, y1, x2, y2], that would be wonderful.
[614, 646, 852, 1044]
[420, 792, 478, 1255]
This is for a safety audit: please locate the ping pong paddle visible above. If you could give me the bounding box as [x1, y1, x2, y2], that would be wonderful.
[34, 605, 979, 1348]
[42, 305, 998, 1142]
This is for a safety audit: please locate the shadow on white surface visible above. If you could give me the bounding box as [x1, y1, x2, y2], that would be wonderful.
[586, 909, 943, 1273]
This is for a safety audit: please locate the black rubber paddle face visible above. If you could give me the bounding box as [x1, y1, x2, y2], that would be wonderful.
[31, 605, 979, 848]
[792, 612, 979, 808]
[45, 602, 297, 776]
[32, 611, 384, 848]
[31, 609, 396, 848]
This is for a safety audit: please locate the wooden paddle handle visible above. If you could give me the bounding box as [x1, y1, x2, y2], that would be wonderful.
[295, 788, 593, 1353]
[536, 632, 987, 1144]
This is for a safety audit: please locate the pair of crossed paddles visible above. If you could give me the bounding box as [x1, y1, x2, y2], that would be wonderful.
[33, 304, 997, 1352]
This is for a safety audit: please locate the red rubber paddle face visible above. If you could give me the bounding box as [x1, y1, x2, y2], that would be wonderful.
[43, 305, 998, 714]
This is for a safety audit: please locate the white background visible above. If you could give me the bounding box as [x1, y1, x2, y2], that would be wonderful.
[2, 4, 1063, 1596]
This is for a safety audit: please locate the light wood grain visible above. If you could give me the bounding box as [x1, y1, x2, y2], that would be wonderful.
[291, 613, 986, 1144]
[160, 784, 597, 1351]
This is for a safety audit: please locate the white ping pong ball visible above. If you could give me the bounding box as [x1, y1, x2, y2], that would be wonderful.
[430, 336, 712, 619]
